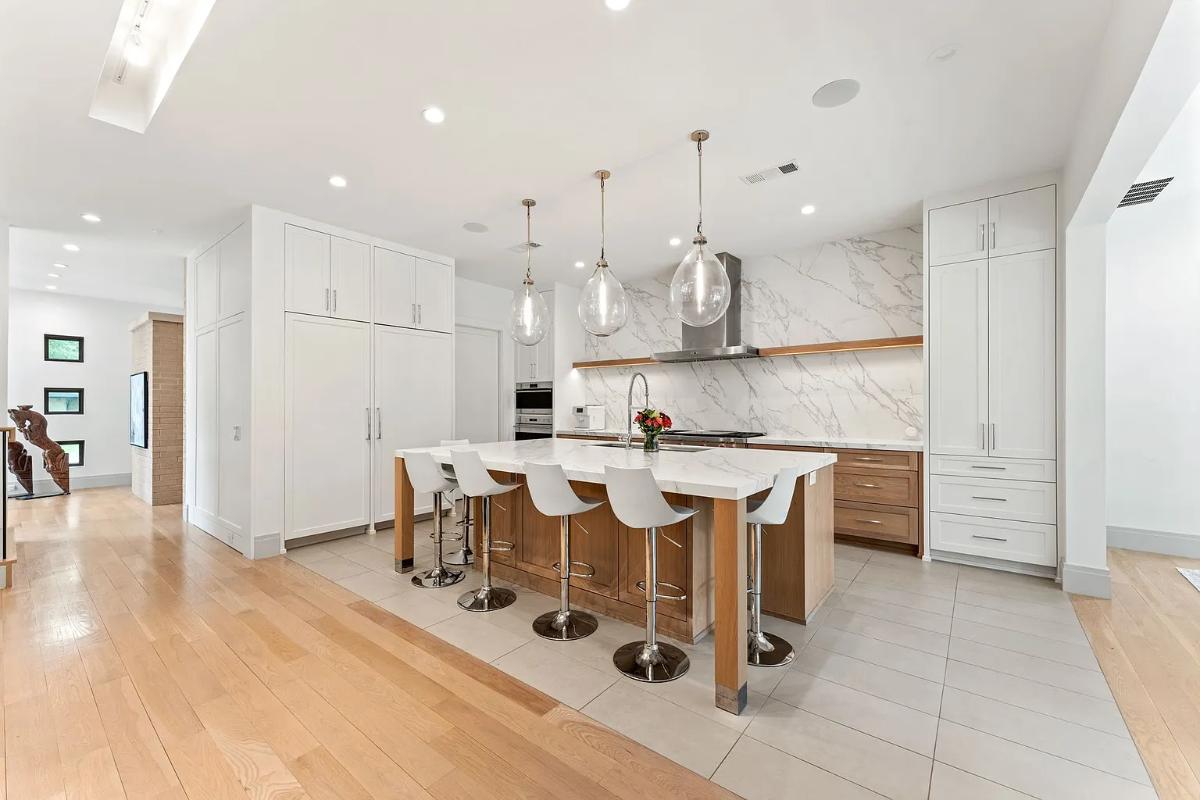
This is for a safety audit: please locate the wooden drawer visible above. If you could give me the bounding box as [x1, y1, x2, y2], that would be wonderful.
[930, 455, 1055, 482]
[832, 449, 918, 472]
[929, 475, 1056, 524]
[930, 512, 1056, 567]
[835, 501, 917, 545]
[835, 469, 918, 507]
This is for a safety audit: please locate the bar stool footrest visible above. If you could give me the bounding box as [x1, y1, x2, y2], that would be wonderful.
[489, 540, 515, 553]
[634, 579, 687, 602]
[552, 560, 596, 579]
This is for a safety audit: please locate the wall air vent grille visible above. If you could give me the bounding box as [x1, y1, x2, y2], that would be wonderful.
[507, 241, 543, 254]
[740, 160, 800, 186]
[1118, 177, 1173, 208]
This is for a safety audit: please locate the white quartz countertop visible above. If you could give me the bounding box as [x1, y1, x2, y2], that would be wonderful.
[557, 429, 924, 453]
[397, 439, 836, 500]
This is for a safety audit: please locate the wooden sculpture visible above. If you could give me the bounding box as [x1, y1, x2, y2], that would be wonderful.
[6, 440, 33, 496]
[8, 405, 70, 495]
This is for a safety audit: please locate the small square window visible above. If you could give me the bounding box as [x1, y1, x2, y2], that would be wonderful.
[44, 334, 84, 362]
[58, 440, 84, 466]
[44, 387, 84, 415]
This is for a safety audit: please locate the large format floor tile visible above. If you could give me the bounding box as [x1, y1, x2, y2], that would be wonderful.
[834, 592, 953, 635]
[929, 763, 1034, 800]
[825, 608, 950, 656]
[492, 640, 618, 708]
[951, 618, 1100, 671]
[792, 645, 944, 715]
[712, 736, 885, 800]
[947, 638, 1112, 698]
[812, 626, 947, 682]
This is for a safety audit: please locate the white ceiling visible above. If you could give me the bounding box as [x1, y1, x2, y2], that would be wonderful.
[1, 0, 1115, 297]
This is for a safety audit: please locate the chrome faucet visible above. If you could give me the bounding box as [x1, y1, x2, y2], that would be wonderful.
[625, 372, 650, 449]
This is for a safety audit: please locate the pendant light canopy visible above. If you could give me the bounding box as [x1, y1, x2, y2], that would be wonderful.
[510, 198, 551, 346]
[578, 169, 629, 337]
[668, 129, 731, 327]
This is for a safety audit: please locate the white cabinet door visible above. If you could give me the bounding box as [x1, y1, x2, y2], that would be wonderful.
[195, 244, 220, 329]
[285, 225, 331, 316]
[515, 340, 537, 381]
[374, 326, 453, 522]
[988, 250, 1056, 459]
[373, 247, 416, 328]
[927, 199, 988, 267]
[195, 328, 219, 523]
[929, 261, 989, 456]
[285, 315, 372, 539]
[989, 186, 1056, 258]
[535, 327, 555, 382]
[218, 223, 250, 320]
[414, 259, 453, 333]
[331, 236, 371, 322]
[217, 318, 250, 538]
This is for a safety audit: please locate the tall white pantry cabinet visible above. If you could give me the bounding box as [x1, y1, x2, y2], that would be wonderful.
[186, 206, 455, 559]
[925, 183, 1059, 571]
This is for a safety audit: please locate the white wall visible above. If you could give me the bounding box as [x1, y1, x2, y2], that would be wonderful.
[1106, 195, 1200, 547]
[7, 289, 182, 489]
[1, 224, 9, 410]
[455, 275, 515, 437]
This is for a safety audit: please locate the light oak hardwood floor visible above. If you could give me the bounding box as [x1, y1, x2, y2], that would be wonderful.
[0, 487, 737, 800]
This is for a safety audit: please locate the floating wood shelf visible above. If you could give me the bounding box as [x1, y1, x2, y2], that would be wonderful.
[572, 335, 922, 369]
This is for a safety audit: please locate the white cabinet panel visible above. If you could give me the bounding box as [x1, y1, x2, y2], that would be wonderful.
[930, 513, 1057, 567]
[285, 315, 372, 539]
[195, 329, 219, 521]
[374, 326, 453, 522]
[331, 236, 371, 322]
[535, 326, 555, 382]
[285, 225, 331, 316]
[218, 223, 250, 320]
[930, 475, 1057, 524]
[927, 199, 987, 266]
[929, 262, 988, 456]
[929, 455, 1056, 483]
[217, 319, 249, 535]
[988, 250, 1056, 459]
[414, 259, 453, 333]
[515, 341, 537, 381]
[988, 186, 1056, 258]
[196, 244, 220, 329]
[373, 247, 416, 328]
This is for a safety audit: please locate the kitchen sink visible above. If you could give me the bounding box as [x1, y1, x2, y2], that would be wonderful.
[586, 442, 710, 452]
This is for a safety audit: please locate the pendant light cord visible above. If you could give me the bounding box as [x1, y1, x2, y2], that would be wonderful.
[600, 173, 607, 262]
[524, 202, 533, 283]
[696, 137, 704, 237]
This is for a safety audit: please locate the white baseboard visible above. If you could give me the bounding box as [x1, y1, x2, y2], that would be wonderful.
[1108, 525, 1200, 558]
[1062, 562, 1111, 598]
[9, 473, 132, 495]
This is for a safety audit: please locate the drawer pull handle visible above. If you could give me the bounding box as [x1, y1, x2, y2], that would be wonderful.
[853, 457, 883, 462]
[970, 465, 1006, 470]
[854, 482, 881, 489]
[856, 518, 884, 525]
[971, 496, 1008, 502]
[971, 534, 1009, 542]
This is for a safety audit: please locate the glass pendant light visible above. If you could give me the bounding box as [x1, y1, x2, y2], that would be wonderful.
[510, 198, 551, 345]
[578, 169, 628, 336]
[668, 129, 731, 327]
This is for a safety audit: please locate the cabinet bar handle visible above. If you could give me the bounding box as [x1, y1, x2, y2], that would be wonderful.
[325, 288, 330, 311]
[978, 223, 985, 251]
[376, 407, 381, 439]
[365, 408, 371, 440]
[418, 304, 422, 324]
[991, 423, 996, 450]
[980, 423, 986, 450]
[972, 534, 1008, 542]
[333, 289, 338, 313]
[856, 519, 884, 525]
[853, 456, 883, 462]
[853, 482, 880, 489]
[971, 465, 1006, 470]
[411, 303, 416, 323]
[971, 495, 1008, 502]
[990, 221, 996, 249]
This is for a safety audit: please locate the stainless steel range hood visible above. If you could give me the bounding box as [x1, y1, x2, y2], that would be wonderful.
[653, 253, 760, 363]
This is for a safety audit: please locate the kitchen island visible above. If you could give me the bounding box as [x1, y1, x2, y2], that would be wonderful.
[394, 438, 836, 715]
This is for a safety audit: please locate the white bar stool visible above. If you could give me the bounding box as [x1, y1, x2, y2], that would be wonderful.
[439, 439, 474, 566]
[402, 451, 465, 589]
[451, 449, 520, 612]
[746, 466, 802, 667]
[604, 465, 697, 683]
[524, 462, 603, 641]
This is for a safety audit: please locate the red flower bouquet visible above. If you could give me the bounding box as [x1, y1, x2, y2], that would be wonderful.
[634, 408, 673, 452]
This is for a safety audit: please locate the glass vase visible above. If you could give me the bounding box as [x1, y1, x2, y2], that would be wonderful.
[643, 433, 660, 452]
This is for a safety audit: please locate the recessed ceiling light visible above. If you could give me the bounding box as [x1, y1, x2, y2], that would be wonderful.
[669, 237, 682, 247]
[54, 262, 69, 269]
[574, 261, 586, 268]
[812, 78, 861, 108]
[606, 0, 631, 9]
[801, 204, 816, 215]
[48, 272, 61, 279]
[328, 175, 348, 188]
[422, 106, 446, 124]
[81, 212, 101, 223]
[462, 222, 488, 233]
[63, 243, 80, 252]
[929, 43, 959, 63]
[45, 284, 58, 291]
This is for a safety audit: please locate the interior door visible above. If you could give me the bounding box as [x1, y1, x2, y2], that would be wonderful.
[927, 199, 987, 266]
[374, 326, 453, 522]
[285, 225, 331, 316]
[217, 318, 249, 543]
[454, 325, 499, 444]
[285, 315, 371, 539]
[988, 250, 1056, 459]
[988, 186, 1056, 258]
[331, 236, 371, 322]
[414, 259, 453, 333]
[373, 247, 415, 328]
[929, 261, 989, 456]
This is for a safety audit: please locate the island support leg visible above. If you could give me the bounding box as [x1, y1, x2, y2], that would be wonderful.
[713, 497, 748, 714]
[394, 455, 415, 573]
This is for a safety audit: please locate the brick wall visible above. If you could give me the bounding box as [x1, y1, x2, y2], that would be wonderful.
[130, 314, 184, 505]
[130, 320, 153, 502]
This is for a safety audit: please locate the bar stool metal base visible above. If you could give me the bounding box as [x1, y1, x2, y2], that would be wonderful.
[747, 631, 795, 667]
[458, 585, 516, 612]
[442, 547, 474, 566]
[613, 640, 690, 683]
[411, 565, 464, 589]
[533, 609, 598, 641]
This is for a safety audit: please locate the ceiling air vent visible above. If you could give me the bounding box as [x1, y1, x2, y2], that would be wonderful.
[740, 160, 800, 186]
[507, 241, 543, 254]
[1119, 177, 1173, 208]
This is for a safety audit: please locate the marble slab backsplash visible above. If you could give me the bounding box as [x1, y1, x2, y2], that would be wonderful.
[580, 225, 924, 441]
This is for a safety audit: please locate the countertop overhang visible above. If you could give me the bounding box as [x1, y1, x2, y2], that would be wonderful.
[556, 429, 924, 452]
[397, 439, 836, 500]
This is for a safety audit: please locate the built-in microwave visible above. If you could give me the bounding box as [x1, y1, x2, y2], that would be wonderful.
[515, 381, 553, 415]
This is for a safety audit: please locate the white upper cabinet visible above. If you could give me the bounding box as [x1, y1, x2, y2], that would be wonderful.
[218, 222, 250, 320]
[988, 250, 1056, 459]
[928, 199, 988, 266]
[929, 261, 989, 456]
[373, 247, 416, 327]
[195, 243, 220, 328]
[414, 259, 453, 333]
[285, 224, 332, 316]
[331, 236, 371, 322]
[988, 186, 1056, 259]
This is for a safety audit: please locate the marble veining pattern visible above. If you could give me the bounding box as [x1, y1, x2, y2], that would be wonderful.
[581, 226, 923, 441]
